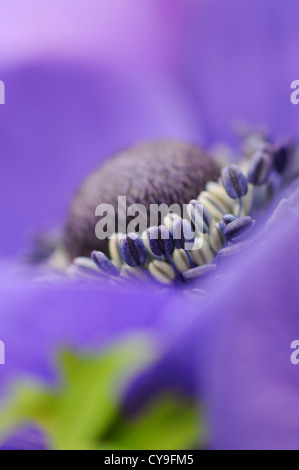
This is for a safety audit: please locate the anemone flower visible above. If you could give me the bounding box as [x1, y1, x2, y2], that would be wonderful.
[125, 185, 299, 450]
[1, 0, 299, 451]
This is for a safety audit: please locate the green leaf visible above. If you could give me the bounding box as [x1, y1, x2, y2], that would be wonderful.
[53, 338, 153, 449]
[104, 395, 202, 450]
[0, 337, 153, 449]
[0, 336, 204, 450]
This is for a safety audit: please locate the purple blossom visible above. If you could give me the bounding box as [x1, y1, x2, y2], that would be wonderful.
[125, 187, 299, 449]
[1, 0, 299, 450]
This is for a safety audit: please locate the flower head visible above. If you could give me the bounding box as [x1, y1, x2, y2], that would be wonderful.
[221, 165, 248, 200]
[1, 0, 299, 451]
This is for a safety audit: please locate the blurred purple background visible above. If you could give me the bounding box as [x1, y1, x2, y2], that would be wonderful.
[1, 0, 299, 256]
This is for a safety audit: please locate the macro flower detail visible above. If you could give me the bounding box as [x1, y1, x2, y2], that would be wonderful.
[272, 145, 290, 174]
[91, 251, 120, 277]
[247, 150, 273, 185]
[219, 215, 254, 243]
[172, 218, 195, 250]
[147, 226, 174, 258]
[182, 263, 217, 282]
[221, 165, 248, 200]
[221, 165, 248, 217]
[63, 133, 295, 289]
[187, 200, 212, 234]
[172, 218, 195, 269]
[119, 233, 148, 268]
[2, 0, 299, 452]
[63, 141, 220, 260]
[146, 226, 183, 281]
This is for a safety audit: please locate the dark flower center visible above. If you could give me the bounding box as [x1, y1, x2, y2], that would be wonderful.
[64, 140, 220, 259]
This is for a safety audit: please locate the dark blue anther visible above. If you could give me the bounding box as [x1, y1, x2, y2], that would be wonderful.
[119, 233, 148, 267]
[147, 226, 174, 257]
[221, 165, 248, 199]
[148, 225, 185, 281]
[221, 165, 248, 216]
[187, 200, 212, 233]
[172, 218, 195, 250]
[219, 215, 254, 242]
[247, 150, 273, 185]
[91, 251, 120, 277]
[272, 145, 290, 174]
[172, 218, 195, 268]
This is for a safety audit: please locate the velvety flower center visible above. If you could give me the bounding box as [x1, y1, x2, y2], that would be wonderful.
[63, 133, 296, 291]
[64, 140, 220, 259]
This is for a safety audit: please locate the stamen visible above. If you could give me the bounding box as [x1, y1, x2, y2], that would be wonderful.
[187, 200, 212, 234]
[247, 150, 273, 185]
[119, 233, 148, 267]
[63, 133, 296, 291]
[221, 165, 248, 216]
[219, 215, 254, 243]
[272, 145, 290, 174]
[147, 226, 174, 258]
[182, 264, 217, 281]
[209, 224, 225, 253]
[148, 259, 176, 284]
[221, 165, 248, 199]
[172, 218, 195, 268]
[91, 251, 120, 277]
[147, 225, 182, 280]
[119, 233, 157, 282]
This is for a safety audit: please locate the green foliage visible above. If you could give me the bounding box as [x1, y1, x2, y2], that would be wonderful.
[0, 338, 203, 450]
[104, 395, 201, 450]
